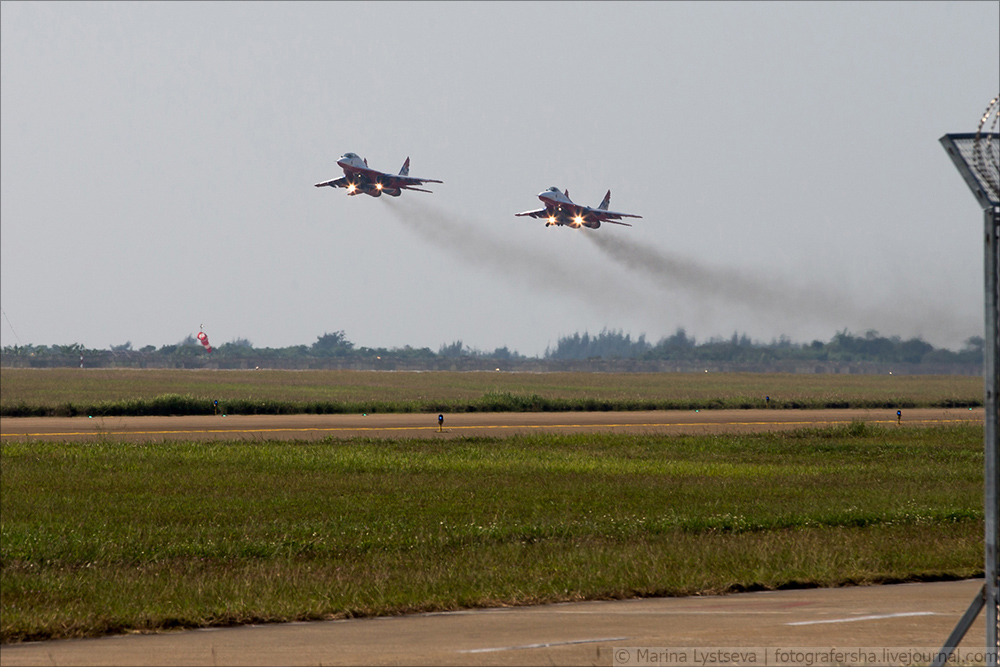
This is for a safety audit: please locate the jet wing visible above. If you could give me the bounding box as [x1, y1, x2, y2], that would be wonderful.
[328, 162, 443, 189]
[515, 208, 550, 219]
[347, 165, 442, 187]
[389, 174, 444, 188]
[314, 176, 349, 188]
[592, 208, 643, 221]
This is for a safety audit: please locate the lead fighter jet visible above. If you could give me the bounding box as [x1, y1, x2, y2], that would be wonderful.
[314, 153, 443, 197]
[515, 187, 641, 228]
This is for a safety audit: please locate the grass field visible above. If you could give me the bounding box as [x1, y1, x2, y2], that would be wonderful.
[0, 368, 983, 416]
[0, 422, 984, 643]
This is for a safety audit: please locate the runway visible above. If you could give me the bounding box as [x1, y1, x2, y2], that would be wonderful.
[0, 579, 988, 666]
[0, 408, 983, 442]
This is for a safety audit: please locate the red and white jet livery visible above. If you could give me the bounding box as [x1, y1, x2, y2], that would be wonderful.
[515, 187, 641, 228]
[314, 153, 443, 197]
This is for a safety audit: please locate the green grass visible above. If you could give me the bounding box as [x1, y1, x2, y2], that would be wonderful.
[0, 368, 982, 416]
[0, 423, 984, 642]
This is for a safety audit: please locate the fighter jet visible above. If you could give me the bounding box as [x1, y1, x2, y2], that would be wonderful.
[515, 187, 641, 228]
[314, 153, 443, 197]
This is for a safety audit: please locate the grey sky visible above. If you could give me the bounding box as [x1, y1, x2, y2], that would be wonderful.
[2, 1, 998, 356]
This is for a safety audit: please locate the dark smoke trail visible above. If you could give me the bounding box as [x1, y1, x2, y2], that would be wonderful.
[587, 232, 975, 345]
[383, 198, 647, 315]
[588, 232, 835, 313]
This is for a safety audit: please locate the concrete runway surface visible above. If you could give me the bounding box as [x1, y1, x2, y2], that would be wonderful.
[0, 408, 983, 443]
[0, 579, 989, 666]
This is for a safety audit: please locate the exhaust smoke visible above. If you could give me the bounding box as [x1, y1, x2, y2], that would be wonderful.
[380, 198, 975, 347]
[586, 232, 975, 347]
[382, 198, 646, 316]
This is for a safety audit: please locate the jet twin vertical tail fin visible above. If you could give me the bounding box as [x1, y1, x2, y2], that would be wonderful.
[399, 157, 410, 176]
[598, 190, 612, 210]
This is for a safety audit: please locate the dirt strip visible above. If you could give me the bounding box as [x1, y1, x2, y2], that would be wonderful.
[0, 408, 983, 442]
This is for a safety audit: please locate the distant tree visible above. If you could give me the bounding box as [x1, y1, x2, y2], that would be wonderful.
[312, 331, 354, 357]
[439, 340, 466, 358]
[546, 329, 650, 360]
[278, 345, 309, 358]
[954, 336, 985, 365]
[963, 336, 985, 355]
[824, 329, 939, 363]
[646, 328, 697, 360]
[921, 347, 960, 364]
[1, 344, 37, 357]
[172, 335, 204, 357]
[1, 325, 988, 370]
[217, 338, 254, 354]
[898, 337, 934, 364]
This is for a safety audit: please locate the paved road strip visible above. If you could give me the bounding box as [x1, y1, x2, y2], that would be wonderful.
[0, 417, 977, 439]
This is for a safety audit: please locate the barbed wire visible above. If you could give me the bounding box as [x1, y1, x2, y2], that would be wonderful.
[974, 95, 1000, 202]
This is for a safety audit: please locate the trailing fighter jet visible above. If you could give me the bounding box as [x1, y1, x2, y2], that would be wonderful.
[314, 153, 443, 197]
[515, 187, 641, 228]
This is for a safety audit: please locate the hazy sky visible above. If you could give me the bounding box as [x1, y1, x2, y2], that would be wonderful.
[2, 2, 998, 356]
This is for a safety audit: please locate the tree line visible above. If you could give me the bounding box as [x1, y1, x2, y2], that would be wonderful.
[0, 328, 984, 373]
[545, 328, 984, 366]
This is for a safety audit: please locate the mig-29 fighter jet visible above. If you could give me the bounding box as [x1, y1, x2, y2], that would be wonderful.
[314, 153, 443, 197]
[515, 187, 641, 228]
